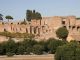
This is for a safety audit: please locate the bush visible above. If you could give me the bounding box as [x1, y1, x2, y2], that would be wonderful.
[17, 45, 25, 55]
[32, 44, 44, 55]
[22, 38, 37, 48]
[56, 27, 68, 40]
[5, 38, 16, 53]
[37, 40, 48, 52]
[55, 41, 80, 60]
[6, 52, 14, 57]
[0, 41, 8, 55]
[47, 38, 66, 54]
[25, 47, 32, 54]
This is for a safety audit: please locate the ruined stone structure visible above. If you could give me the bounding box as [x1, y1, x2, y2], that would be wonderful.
[0, 16, 80, 42]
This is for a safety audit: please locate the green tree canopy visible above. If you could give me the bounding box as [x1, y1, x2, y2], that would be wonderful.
[32, 44, 44, 55]
[5, 38, 16, 53]
[5, 15, 13, 22]
[26, 10, 32, 21]
[55, 41, 80, 60]
[26, 10, 42, 21]
[47, 38, 66, 54]
[56, 27, 68, 41]
[35, 12, 42, 20]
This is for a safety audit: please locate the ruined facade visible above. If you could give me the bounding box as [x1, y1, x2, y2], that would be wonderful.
[0, 16, 80, 42]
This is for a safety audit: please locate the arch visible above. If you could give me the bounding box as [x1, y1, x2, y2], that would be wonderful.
[4, 28, 7, 32]
[11, 23, 13, 24]
[26, 28, 28, 33]
[69, 26, 71, 29]
[72, 26, 75, 30]
[77, 26, 80, 31]
[2, 22, 4, 25]
[17, 22, 19, 25]
[62, 21, 65, 25]
[34, 27, 37, 34]
[30, 26, 32, 34]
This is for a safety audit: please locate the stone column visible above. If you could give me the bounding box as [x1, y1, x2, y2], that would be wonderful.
[27, 26, 30, 34]
[32, 27, 34, 34]
[36, 27, 38, 34]
[30, 26, 32, 34]
[38, 28, 40, 35]
[34, 27, 36, 34]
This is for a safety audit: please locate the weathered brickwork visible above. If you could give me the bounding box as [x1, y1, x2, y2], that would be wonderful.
[0, 16, 80, 42]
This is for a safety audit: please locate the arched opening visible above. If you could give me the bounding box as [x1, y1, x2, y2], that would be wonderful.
[20, 28, 22, 31]
[34, 27, 36, 34]
[4, 28, 7, 32]
[69, 26, 71, 29]
[26, 28, 28, 33]
[2, 22, 4, 25]
[62, 21, 65, 25]
[18, 22, 19, 25]
[72, 26, 75, 30]
[11, 23, 13, 24]
[30, 26, 32, 34]
[77, 26, 80, 31]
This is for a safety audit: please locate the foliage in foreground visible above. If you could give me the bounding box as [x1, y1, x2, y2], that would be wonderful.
[6, 52, 14, 57]
[47, 38, 66, 54]
[0, 38, 66, 57]
[55, 41, 80, 60]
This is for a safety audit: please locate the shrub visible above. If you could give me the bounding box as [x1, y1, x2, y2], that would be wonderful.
[5, 38, 16, 53]
[55, 41, 80, 60]
[17, 45, 25, 55]
[0, 41, 8, 55]
[56, 27, 68, 40]
[25, 47, 32, 54]
[32, 44, 44, 55]
[47, 39, 66, 54]
[6, 52, 14, 57]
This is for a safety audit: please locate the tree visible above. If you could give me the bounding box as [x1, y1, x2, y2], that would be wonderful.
[0, 43, 5, 55]
[6, 52, 14, 57]
[38, 40, 48, 52]
[56, 27, 68, 41]
[5, 15, 13, 22]
[18, 38, 37, 54]
[17, 45, 25, 55]
[25, 47, 32, 54]
[5, 38, 16, 54]
[55, 41, 80, 60]
[32, 10, 36, 19]
[35, 12, 42, 20]
[22, 38, 37, 49]
[0, 14, 3, 20]
[26, 10, 32, 21]
[47, 38, 66, 54]
[26, 10, 42, 21]
[32, 44, 44, 55]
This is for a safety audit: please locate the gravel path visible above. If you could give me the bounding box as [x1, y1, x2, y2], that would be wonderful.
[0, 54, 54, 60]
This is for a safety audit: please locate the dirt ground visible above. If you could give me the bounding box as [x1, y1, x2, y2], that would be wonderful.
[0, 54, 54, 60]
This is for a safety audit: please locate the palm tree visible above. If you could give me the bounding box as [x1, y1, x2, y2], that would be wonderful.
[5, 15, 13, 22]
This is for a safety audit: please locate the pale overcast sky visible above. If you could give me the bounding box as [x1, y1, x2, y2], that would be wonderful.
[0, 0, 80, 20]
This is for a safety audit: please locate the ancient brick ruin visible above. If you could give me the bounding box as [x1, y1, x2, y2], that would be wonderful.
[0, 16, 80, 42]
